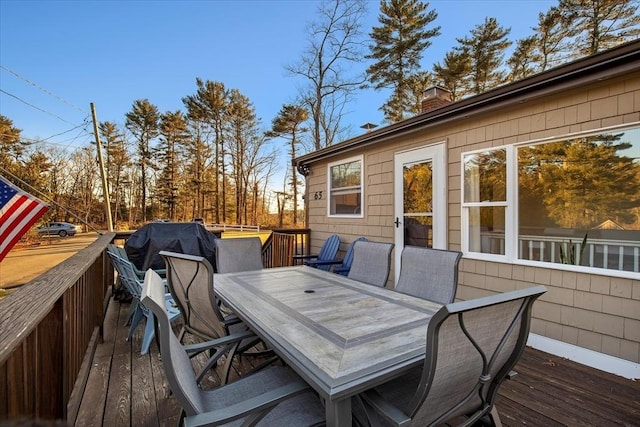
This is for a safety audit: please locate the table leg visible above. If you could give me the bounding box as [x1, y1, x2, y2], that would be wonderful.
[325, 397, 352, 427]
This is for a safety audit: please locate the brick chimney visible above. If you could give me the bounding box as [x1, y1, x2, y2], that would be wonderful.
[421, 86, 452, 113]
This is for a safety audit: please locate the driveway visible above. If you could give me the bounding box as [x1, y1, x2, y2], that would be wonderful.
[0, 233, 99, 289]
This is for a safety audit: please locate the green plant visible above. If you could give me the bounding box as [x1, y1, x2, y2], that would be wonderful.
[559, 232, 588, 265]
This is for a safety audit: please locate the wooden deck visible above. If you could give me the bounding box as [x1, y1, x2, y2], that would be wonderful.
[76, 296, 640, 426]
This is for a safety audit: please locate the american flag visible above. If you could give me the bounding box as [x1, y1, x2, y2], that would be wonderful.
[0, 175, 49, 262]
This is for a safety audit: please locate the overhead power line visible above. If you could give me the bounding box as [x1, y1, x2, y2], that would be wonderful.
[0, 89, 77, 125]
[0, 65, 87, 113]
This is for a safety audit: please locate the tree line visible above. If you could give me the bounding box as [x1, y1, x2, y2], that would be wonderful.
[1, 0, 638, 231]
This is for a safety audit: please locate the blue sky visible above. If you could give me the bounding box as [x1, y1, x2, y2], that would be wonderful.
[1, 0, 555, 180]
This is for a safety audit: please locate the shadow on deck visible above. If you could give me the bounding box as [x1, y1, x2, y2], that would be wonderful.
[76, 295, 640, 426]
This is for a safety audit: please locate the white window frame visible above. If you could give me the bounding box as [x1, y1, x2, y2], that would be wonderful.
[461, 123, 640, 280]
[327, 155, 364, 218]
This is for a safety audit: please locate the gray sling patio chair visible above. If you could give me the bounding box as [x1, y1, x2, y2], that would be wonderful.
[347, 240, 394, 287]
[141, 269, 326, 427]
[395, 246, 463, 304]
[160, 250, 272, 385]
[354, 285, 547, 427]
[214, 237, 264, 273]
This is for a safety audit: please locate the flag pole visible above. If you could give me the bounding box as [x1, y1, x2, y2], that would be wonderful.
[91, 103, 114, 232]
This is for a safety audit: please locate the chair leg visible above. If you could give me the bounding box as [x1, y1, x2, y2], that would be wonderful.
[140, 313, 156, 355]
[487, 406, 503, 427]
[127, 306, 145, 341]
[125, 300, 138, 326]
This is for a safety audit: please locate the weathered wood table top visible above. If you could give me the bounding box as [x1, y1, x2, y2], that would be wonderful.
[214, 266, 441, 427]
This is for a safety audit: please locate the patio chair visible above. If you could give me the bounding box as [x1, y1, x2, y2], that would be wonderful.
[295, 234, 341, 271]
[395, 246, 462, 304]
[160, 250, 273, 385]
[309, 236, 367, 276]
[347, 241, 394, 287]
[106, 251, 180, 355]
[108, 243, 166, 279]
[354, 285, 547, 427]
[141, 269, 326, 427]
[214, 237, 264, 273]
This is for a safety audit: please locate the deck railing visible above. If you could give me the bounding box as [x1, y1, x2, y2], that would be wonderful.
[207, 223, 261, 233]
[480, 232, 640, 272]
[261, 229, 310, 268]
[0, 232, 116, 424]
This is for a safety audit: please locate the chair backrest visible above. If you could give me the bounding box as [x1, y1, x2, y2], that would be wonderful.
[409, 285, 546, 425]
[215, 237, 263, 273]
[318, 234, 340, 259]
[160, 250, 227, 340]
[107, 251, 143, 300]
[348, 241, 394, 287]
[141, 270, 205, 415]
[395, 246, 462, 304]
[108, 243, 128, 259]
[271, 232, 295, 267]
[341, 237, 367, 270]
[312, 234, 341, 271]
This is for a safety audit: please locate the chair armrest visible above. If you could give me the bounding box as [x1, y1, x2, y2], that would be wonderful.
[292, 254, 317, 260]
[304, 258, 342, 267]
[360, 389, 411, 426]
[184, 380, 310, 427]
[135, 267, 166, 279]
[333, 266, 350, 275]
[183, 330, 256, 357]
[222, 313, 242, 326]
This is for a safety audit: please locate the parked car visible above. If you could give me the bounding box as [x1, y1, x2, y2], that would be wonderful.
[36, 222, 79, 237]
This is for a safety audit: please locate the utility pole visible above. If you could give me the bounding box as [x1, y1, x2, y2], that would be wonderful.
[91, 103, 114, 232]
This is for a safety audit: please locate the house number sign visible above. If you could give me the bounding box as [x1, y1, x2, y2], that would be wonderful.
[314, 191, 323, 200]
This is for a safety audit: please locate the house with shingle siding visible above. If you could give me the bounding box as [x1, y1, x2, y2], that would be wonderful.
[295, 40, 640, 379]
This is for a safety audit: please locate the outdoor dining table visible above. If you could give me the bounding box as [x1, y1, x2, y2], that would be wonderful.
[213, 265, 442, 427]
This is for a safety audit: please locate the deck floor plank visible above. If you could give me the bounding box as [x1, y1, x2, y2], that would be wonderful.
[77, 297, 640, 426]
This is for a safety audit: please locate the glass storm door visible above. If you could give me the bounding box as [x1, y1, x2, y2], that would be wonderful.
[393, 144, 446, 283]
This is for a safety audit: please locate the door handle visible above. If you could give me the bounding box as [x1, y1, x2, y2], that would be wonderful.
[394, 217, 401, 228]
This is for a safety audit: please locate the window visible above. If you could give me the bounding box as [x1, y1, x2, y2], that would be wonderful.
[463, 148, 507, 255]
[463, 125, 640, 275]
[328, 156, 363, 217]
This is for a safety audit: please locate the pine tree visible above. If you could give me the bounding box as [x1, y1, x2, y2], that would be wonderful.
[455, 17, 511, 95]
[366, 0, 440, 122]
[559, 0, 640, 57]
[267, 105, 309, 226]
[125, 99, 159, 223]
[157, 111, 189, 221]
[432, 50, 471, 101]
[183, 79, 229, 223]
[0, 115, 29, 177]
[533, 6, 571, 70]
[507, 35, 541, 81]
[99, 121, 130, 225]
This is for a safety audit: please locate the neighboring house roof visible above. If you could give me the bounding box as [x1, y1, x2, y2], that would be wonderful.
[294, 39, 640, 172]
[593, 219, 625, 230]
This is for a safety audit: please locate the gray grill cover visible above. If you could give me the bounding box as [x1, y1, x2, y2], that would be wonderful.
[125, 222, 217, 271]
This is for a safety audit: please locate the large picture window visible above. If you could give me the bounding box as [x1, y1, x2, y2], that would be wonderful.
[328, 156, 363, 217]
[463, 125, 640, 275]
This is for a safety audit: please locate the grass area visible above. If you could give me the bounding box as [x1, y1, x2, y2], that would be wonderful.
[220, 230, 273, 244]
